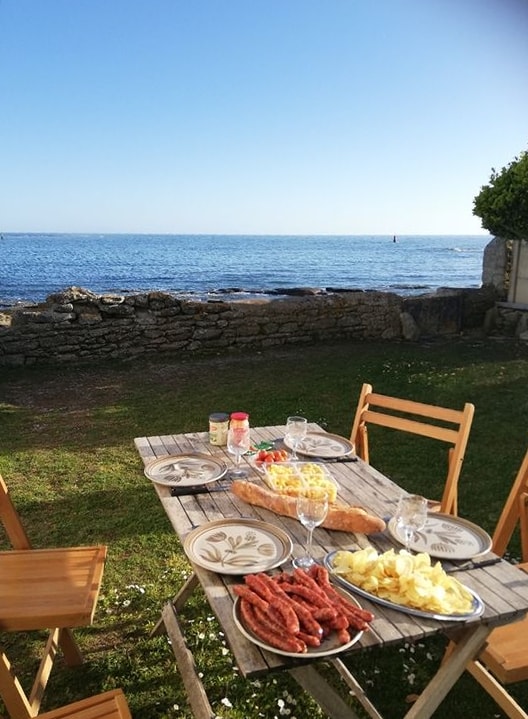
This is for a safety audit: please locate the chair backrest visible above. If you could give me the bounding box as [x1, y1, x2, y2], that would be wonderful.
[491, 448, 528, 561]
[0, 474, 32, 550]
[350, 383, 475, 515]
[38, 689, 132, 719]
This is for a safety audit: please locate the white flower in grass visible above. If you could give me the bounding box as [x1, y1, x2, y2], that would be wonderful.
[221, 647, 229, 656]
[221, 697, 233, 708]
[407, 672, 416, 685]
[198, 632, 205, 640]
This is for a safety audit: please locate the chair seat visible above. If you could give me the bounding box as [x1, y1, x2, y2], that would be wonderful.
[38, 689, 131, 719]
[0, 546, 107, 631]
[479, 562, 528, 685]
[480, 616, 528, 684]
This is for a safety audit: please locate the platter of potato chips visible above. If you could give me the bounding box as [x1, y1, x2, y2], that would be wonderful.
[324, 547, 484, 621]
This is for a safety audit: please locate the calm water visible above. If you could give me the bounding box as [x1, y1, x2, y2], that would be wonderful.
[0, 233, 490, 308]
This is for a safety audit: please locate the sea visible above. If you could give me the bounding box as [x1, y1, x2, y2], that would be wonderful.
[0, 233, 490, 309]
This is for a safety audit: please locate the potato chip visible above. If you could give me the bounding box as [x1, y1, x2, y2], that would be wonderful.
[331, 547, 474, 614]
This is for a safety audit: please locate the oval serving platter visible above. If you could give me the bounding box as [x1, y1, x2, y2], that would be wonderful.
[285, 431, 355, 458]
[183, 518, 293, 575]
[233, 584, 364, 657]
[144, 453, 227, 487]
[324, 550, 485, 622]
[387, 512, 492, 560]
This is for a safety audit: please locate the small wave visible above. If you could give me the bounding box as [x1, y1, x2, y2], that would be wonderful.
[389, 283, 431, 290]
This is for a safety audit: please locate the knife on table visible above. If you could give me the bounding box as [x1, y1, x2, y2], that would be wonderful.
[313, 456, 358, 463]
[445, 557, 502, 573]
[171, 480, 232, 497]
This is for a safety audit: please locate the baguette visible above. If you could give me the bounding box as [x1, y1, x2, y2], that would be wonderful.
[231, 480, 385, 535]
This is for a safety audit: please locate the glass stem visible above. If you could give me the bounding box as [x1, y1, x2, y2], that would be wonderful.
[405, 528, 412, 552]
[306, 527, 314, 561]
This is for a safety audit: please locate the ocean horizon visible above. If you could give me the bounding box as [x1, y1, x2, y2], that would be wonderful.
[0, 232, 490, 308]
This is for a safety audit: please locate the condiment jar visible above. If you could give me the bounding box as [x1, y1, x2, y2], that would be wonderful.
[229, 411, 249, 430]
[209, 412, 229, 446]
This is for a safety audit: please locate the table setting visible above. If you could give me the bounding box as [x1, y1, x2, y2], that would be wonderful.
[134, 421, 528, 719]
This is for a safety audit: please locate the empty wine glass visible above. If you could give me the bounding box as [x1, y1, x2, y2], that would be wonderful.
[227, 426, 251, 478]
[395, 494, 428, 553]
[285, 416, 308, 460]
[293, 488, 329, 569]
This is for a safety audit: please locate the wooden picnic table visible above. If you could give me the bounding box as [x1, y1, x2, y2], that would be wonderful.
[134, 423, 528, 719]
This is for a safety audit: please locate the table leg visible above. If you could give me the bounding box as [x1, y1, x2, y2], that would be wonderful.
[403, 623, 492, 719]
[331, 657, 385, 719]
[289, 665, 363, 719]
[150, 572, 199, 637]
[162, 601, 215, 719]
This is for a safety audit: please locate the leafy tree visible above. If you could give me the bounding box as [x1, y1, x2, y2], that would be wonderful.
[473, 149, 528, 240]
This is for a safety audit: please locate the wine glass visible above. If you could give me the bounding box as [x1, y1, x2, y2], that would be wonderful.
[395, 494, 428, 553]
[285, 416, 308, 460]
[227, 426, 251, 478]
[293, 488, 329, 569]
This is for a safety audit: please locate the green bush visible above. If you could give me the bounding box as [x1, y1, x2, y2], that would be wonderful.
[473, 149, 528, 240]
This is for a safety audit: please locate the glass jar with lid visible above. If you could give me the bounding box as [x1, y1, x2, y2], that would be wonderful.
[229, 411, 249, 429]
[209, 412, 229, 446]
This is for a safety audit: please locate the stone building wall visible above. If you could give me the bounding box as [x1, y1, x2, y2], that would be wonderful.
[0, 285, 500, 367]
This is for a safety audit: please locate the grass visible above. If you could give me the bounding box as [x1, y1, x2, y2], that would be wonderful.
[0, 336, 527, 718]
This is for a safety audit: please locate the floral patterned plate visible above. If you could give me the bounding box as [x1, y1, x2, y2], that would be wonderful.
[183, 518, 293, 575]
[285, 431, 355, 458]
[144, 453, 227, 487]
[388, 512, 492, 560]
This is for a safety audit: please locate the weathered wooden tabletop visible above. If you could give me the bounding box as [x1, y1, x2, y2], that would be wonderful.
[134, 424, 528, 719]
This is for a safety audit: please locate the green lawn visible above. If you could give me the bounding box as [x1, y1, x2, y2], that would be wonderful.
[0, 337, 527, 718]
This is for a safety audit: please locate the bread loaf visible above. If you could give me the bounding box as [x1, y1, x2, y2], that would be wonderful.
[231, 480, 386, 535]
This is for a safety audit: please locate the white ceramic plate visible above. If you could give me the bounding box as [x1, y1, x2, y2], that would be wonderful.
[285, 432, 354, 458]
[387, 513, 492, 560]
[324, 550, 485, 622]
[183, 518, 293, 575]
[144, 453, 227, 487]
[233, 584, 364, 657]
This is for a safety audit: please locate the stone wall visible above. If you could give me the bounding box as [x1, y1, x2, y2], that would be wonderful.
[0, 285, 499, 367]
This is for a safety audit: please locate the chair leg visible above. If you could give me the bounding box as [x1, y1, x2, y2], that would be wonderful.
[57, 629, 84, 667]
[28, 628, 60, 713]
[466, 659, 528, 719]
[0, 651, 35, 719]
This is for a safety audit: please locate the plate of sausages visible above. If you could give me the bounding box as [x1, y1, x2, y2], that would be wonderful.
[232, 564, 374, 657]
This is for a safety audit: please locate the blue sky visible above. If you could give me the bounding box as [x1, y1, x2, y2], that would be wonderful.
[0, 0, 527, 235]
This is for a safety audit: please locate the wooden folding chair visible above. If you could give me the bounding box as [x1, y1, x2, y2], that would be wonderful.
[37, 689, 131, 719]
[350, 383, 475, 515]
[462, 448, 528, 719]
[0, 474, 107, 719]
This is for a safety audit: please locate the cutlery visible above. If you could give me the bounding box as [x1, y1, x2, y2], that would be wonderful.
[313, 456, 358, 464]
[171, 480, 231, 497]
[445, 556, 502, 573]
